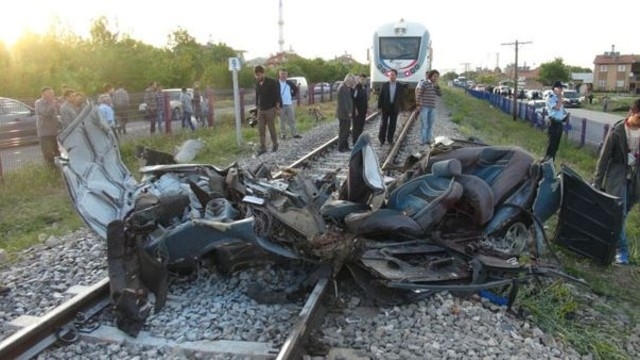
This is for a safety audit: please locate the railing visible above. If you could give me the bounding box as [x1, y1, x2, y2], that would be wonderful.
[466, 88, 614, 152]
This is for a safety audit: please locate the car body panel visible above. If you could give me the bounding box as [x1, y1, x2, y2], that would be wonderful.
[57, 104, 138, 239]
[0, 97, 38, 148]
[553, 164, 622, 265]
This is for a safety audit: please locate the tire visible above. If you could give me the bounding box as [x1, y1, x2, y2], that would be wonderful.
[494, 219, 536, 257]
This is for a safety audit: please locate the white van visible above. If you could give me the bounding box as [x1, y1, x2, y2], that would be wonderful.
[288, 76, 308, 99]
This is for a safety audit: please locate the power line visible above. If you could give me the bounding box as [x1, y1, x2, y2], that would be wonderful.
[501, 40, 532, 120]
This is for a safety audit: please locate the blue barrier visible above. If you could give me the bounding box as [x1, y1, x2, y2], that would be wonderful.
[465, 88, 606, 151]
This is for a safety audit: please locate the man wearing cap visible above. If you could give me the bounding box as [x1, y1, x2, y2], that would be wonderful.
[543, 81, 568, 160]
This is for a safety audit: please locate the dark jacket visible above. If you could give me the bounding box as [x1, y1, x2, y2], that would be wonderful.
[284, 80, 298, 98]
[335, 84, 353, 120]
[256, 77, 281, 110]
[352, 84, 368, 118]
[594, 118, 640, 204]
[377, 81, 404, 114]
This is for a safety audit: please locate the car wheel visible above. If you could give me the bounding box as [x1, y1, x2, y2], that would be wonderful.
[492, 220, 536, 257]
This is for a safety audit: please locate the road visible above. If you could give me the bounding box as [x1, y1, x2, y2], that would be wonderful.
[565, 108, 622, 148]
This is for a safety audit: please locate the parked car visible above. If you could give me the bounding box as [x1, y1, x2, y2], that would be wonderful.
[562, 90, 582, 108]
[525, 89, 542, 100]
[527, 99, 547, 127]
[288, 76, 308, 99]
[527, 99, 546, 112]
[0, 97, 38, 148]
[313, 82, 331, 95]
[139, 88, 194, 120]
[494, 85, 511, 97]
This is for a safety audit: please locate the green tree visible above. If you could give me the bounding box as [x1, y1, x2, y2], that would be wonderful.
[538, 58, 570, 86]
[477, 74, 497, 86]
[442, 72, 458, 82]
[0, 19, 371, 99]
[567, 65, 592, 73]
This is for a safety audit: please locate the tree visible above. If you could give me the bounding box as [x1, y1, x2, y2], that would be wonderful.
[442, 72, 458, 82]
[89, 16, 118, 47]
[537, 58, 570, 86]
[567, 65, 592, 73]
[477, 74, 497, 86]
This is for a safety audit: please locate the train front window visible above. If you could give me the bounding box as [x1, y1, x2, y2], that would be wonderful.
[379, 37, 421, 60]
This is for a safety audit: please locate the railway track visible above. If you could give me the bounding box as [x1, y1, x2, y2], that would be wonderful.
[0, 110, 421, 360]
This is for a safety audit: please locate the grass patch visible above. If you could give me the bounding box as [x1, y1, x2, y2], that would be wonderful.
[518, 280, 629, 359]
[443, 86, 639, 359]
[0, 165, 84, 255]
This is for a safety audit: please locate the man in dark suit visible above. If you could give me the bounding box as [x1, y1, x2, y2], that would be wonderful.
[377, 69, 404, 145]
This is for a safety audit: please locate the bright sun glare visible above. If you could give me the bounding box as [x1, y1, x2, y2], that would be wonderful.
[0, 22, 26, 47]
[0, 21, 39, 47]
[0, 4, 65, 47]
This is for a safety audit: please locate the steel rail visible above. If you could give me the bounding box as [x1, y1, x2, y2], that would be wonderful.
[275, 109, 416, 359]
[0, 277, 110, 360]
[275, 276, 330, 360]
[273, 111, 380, 179]
[381, 109, 419, 171]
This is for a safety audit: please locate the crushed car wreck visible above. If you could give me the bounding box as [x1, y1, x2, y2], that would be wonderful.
[56, 105, 622, 337]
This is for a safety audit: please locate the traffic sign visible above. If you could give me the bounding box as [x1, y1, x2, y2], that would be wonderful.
[228, 57, 241, 71]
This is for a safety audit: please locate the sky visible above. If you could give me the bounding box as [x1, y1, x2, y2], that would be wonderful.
[0, 0, 636, 74]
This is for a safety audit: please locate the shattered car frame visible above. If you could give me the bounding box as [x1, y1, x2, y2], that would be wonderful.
[57, 105, 622, 336]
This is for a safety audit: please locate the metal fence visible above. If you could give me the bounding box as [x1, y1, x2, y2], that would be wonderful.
[466, 88, 614, 152]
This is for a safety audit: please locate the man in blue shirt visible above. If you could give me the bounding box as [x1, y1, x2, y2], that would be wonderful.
[544, 81, 568, 160]
[277, 69, 301, 140]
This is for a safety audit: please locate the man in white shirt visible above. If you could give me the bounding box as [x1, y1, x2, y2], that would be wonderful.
[278, 69, 301, 139]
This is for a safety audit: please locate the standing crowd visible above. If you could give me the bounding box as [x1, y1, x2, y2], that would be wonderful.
[252, 65, 306, 156]
[33, 80, 219, 167]
[143, 81, 214, 134]
[33, 82, 130, 167]
[334, 68, 442, 152]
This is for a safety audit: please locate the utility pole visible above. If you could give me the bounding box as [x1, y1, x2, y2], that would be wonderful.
[501, 40, 532, 120]
[459, 62, 471, 76]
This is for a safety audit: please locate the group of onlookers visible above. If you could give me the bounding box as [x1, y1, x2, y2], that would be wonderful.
[32, 82, 130, 167]
[143, 81, 212, 134]
[252, 66, 305, 156]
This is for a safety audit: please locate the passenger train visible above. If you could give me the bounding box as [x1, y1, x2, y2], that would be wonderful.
[370, 19, 432, 96]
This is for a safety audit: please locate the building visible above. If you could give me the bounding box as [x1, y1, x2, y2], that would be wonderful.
[503, 64, 543, 90]
[265, 50, 301, 68]
[334, 52, 357, 65]
[593, 48, 640, 93]
[570, 73, 593, 94]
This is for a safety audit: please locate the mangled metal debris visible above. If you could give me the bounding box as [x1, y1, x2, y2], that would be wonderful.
[57, 105, 619, 336]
